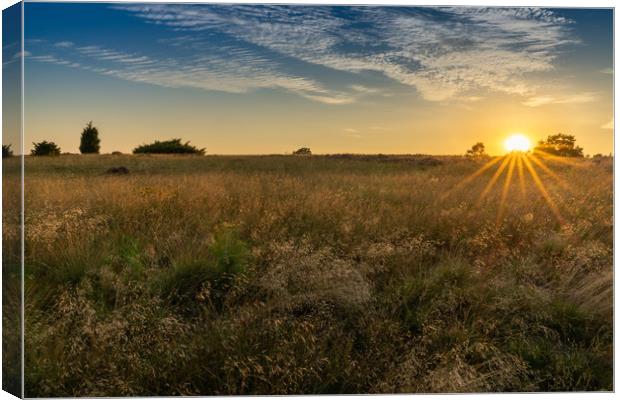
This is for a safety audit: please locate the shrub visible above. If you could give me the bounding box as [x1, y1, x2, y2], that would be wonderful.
[133, 138, 205, 155]
[465, 142, 486, 158]
[79, 121, 100, 154]
[31, 141, 61, 156]
[534, 134, 583, 157]
[3, 144, 14, 158]
[293, 147, 312, 155]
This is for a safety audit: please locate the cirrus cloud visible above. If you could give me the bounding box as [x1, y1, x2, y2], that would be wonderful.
[522, 92, 597, 107]
[29, 5, 579, 105]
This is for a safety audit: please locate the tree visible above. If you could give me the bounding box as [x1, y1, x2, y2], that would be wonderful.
[79, 121, 101, 154]
[31, 141, 61, 156]
[2, 144, 13, 158]
[465, 142, 486, 158]
[534, 133, 583, 157]
[133, 138, 205, 155]
[293, 147, 312, 155]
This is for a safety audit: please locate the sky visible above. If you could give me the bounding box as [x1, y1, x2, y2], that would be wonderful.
[2, 2, 21, 153]
[12, 3, 614, 155]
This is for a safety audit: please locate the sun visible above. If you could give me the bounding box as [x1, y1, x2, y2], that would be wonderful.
[504, 134, 531, 153]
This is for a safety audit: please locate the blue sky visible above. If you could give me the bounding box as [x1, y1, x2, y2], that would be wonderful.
[17, 3, 613, 154]
[2, 2, 21, 151]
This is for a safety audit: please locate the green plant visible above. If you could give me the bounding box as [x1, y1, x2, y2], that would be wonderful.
[133, 138, 205, 155]
[155, 227, 248, 312]
[79, 121, 101, 154]
[208, 226, 249, 274]
[31, 141, 61, 156]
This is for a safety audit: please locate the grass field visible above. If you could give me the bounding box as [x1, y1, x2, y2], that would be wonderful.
[2, 153, 613, 395]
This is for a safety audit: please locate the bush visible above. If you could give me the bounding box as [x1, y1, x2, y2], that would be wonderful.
[31, 141, 61, 156]
[465, 142, 486, 158]
[133, 138, 205, 155]
[79, 121, 101, 154]
[293, 147, 312, 155]
[534, 134, 583, 157]
[3, 144, 14, 158]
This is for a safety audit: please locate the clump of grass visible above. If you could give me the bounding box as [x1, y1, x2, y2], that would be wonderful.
[209, 225, 249, 274]
[25, 286, 193, 397]
[154, 226, 249, 313]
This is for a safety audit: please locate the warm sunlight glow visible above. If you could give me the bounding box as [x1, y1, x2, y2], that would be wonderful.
[504, 134, 531, 153]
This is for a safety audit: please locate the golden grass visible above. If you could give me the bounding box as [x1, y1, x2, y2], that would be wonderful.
[1, 154, 612, 395]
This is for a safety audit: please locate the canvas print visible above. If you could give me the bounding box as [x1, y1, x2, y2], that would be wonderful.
[2, 2, 614, 397]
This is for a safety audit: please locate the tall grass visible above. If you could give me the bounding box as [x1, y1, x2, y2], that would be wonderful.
[3, 157, 22, 396]
[10, 154, 612, 395]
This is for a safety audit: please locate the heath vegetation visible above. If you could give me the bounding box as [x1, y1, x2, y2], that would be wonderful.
[1, 153, 612, 396]
[133, 138, 206, 155]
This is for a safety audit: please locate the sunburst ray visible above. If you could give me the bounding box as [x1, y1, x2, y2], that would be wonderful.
[441, 156, 505, 200]
[478, 155, 511, 202]
[522, 155, 564, 223]
[533, 149, 586, 168]
[528, 153, 574, 195]
[496, 154, 517, 223]
[516, 153, 527, 199]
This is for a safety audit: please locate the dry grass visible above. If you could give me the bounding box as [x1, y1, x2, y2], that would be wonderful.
[2, 154, 612, 395]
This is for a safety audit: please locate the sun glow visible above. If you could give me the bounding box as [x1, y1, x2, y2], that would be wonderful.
[443, 147, 570, 225]
[504, 134, 531, 153]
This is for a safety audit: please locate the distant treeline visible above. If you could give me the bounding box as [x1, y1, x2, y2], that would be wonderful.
[1, 122, 606, 158]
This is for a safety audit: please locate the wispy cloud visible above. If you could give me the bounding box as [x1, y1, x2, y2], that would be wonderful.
[3, 50, 31, 68]
[343, 128, 362, 138]
[75, 45, 155, 65]
[29, 5, 578, 104]
[27, 44, 353, 105]
[14, 50, 30, 58]
[55, 41, 74, 48]
[601, 119, 613, 129]
[522, 92, 597, 107]
[349, 85, 380, 95]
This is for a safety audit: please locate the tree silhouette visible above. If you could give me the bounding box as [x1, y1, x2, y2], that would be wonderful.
[2, 144, 13, 158]
[31, 141, 61, 156]
[465, 142, 486, 158]
[79, 121, 101, 154]
[293, 147, 312, 155]
[133, 138, 205, 155]
[534, 133, 583, 157]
